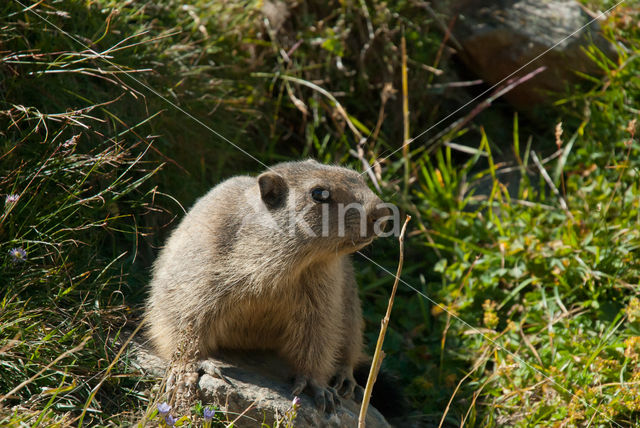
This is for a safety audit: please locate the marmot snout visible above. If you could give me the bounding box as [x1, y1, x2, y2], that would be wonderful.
[145, 159, 392, 412]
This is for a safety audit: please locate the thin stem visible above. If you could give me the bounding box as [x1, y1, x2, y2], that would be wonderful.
[358, 215, 411, 427]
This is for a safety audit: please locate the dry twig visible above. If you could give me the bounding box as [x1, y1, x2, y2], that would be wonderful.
[358, 215, 411, 427]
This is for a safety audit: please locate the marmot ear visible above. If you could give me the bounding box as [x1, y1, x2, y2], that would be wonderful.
[258, 172, 288, 209]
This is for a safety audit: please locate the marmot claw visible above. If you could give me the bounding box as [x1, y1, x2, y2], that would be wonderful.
[330, 366, 358, 400]
[198, 359, 233, 385]
[292, 375, 341, 413]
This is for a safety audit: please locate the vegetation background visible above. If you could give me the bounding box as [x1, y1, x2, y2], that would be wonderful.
[1, 0, 639, 426]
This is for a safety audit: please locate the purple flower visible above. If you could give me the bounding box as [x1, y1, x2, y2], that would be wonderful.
[157, 402, 171, 415]
[8, 247, 27, 263]
[5, 194, 19, 204]
[164, 414, 177, 426]
[203, 406, 216, 421]
[292, 396, 301, 408]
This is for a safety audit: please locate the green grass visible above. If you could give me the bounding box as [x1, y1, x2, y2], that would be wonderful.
[1, 0, 640, 426]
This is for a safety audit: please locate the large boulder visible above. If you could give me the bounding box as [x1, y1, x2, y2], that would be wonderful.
[198, 353, 390, 428]
[132, 344, 390, 428]
[445, 0, 618, 109]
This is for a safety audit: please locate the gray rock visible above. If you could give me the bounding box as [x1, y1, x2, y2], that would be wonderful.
[445, 0, 618, 109]
[133, 344, 390, 428]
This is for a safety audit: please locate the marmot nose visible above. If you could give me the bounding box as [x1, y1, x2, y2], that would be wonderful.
[368, 204, 392, 225]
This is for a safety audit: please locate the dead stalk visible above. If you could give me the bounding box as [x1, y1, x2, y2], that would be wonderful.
[358, 215, 411, 427]
[401, 33, 410, 193]
[530, 150, 574, 221]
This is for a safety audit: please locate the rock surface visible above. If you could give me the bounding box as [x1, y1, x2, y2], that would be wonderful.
[132, 344, 390, 428]
[444, 0, 618, 109]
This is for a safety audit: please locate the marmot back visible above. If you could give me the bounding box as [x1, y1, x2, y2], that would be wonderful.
[145, 159, 390, 411]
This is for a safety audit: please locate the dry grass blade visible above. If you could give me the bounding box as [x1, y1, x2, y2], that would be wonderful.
[401, 32, 410, 193]
[0, 336, 91, 404]
[76, 320, 146, 427]
[530, 150, 574, 221]
[438, 346, 492, 428]
[358, 215, 411, 428]
[226, 399, 258, 427]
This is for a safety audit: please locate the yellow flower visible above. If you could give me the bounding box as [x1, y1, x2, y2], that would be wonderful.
[482, 299, 499, 329]
[626, 297, 640, 323]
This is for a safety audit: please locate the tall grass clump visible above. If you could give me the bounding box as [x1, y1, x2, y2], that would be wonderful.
[381, 6, 640, 425]
[0, 2, 169, 424]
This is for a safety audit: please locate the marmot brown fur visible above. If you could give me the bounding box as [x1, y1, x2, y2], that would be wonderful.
[145, 159, 390, 411]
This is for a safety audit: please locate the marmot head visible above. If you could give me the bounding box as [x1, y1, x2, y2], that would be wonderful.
[256, 159, 393, 255]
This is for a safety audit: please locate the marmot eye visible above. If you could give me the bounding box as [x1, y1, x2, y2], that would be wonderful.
[311, 187, 331, 202]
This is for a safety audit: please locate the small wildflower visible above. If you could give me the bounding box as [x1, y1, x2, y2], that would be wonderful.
[292, 396, 301, 408]
[482, 299, 499, 329]
[483, 311, 499, 329]
[627, 118, 637, 137]
[8, 247, 27, 263]
[5, 194, 19, 204]
[164, 414, 177, 426]
[624, 336, 640, 360]
[157, 402, 171, 415]
[555, 121, 563, 149]
[626, 297, 640, 323]
[203, 406, 216, 421]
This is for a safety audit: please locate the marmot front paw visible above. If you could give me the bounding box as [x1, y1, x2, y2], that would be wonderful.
[198, 359, 232, 385]
[330, 365, 360, 400]
[291, 375, 340, 413]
